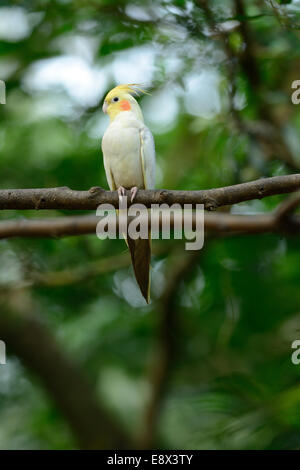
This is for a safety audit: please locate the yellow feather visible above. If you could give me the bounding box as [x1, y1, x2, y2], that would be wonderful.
[104, 83, 150, 102]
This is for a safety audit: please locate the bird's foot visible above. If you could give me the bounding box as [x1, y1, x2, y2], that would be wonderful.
[130, 186, 138, 203]
[117, 186, 126, 203]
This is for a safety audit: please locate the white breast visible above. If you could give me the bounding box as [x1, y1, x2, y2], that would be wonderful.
[102, 112, 145, 190]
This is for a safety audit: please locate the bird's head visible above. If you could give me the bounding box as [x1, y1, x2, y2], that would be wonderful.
[102, 84, 148, 122]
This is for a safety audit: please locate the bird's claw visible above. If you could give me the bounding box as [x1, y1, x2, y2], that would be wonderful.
[130, 186, 138, 203]
[117, 186, 126, 203]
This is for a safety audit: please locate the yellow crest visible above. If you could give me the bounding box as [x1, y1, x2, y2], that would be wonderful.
[104, 83, 150, 101]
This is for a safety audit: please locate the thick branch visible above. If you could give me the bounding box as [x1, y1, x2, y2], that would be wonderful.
[0, 174, 300, 211]
[139, 249, 203, 449]
[0, 292, 130, 449]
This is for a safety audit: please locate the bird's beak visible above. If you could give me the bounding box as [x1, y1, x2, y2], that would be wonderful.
[102, 101, 108, 113]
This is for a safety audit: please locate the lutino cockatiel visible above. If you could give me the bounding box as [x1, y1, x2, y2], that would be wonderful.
[101, 84, 156, 303]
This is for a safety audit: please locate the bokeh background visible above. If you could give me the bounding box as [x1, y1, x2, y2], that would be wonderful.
[1, 0, 300, 450]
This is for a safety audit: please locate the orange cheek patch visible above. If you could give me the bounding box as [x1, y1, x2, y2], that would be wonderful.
[120, 100, 131, 111]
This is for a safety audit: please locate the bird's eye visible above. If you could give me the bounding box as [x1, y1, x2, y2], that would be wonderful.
[113, 97, 119, 102]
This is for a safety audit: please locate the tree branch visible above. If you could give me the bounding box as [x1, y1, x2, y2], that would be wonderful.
[139, 249, 203, 449]
[0, 174, 300, 211]
[275, 191, 300, 232]
[0, 211, 299, 241]
[0, 245, 170, 291]
[0, 290, 131, 449]
[233, 0, 298, 169]
[275, 191, 300, 221]
[198, 0, 299, 171]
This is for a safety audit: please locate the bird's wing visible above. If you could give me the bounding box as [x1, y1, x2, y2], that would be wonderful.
[139, 126, 156, 190]
[128, 125, 156, 303]
[103, 154, 116, 191]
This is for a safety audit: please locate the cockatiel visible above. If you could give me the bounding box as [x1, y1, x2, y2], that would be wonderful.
[101, 84, 156, 303]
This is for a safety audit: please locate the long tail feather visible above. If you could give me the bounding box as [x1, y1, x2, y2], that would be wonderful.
[127, 235, 151, 303]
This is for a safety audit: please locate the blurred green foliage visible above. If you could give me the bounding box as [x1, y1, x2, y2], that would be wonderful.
[1, 0, 300, 450]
